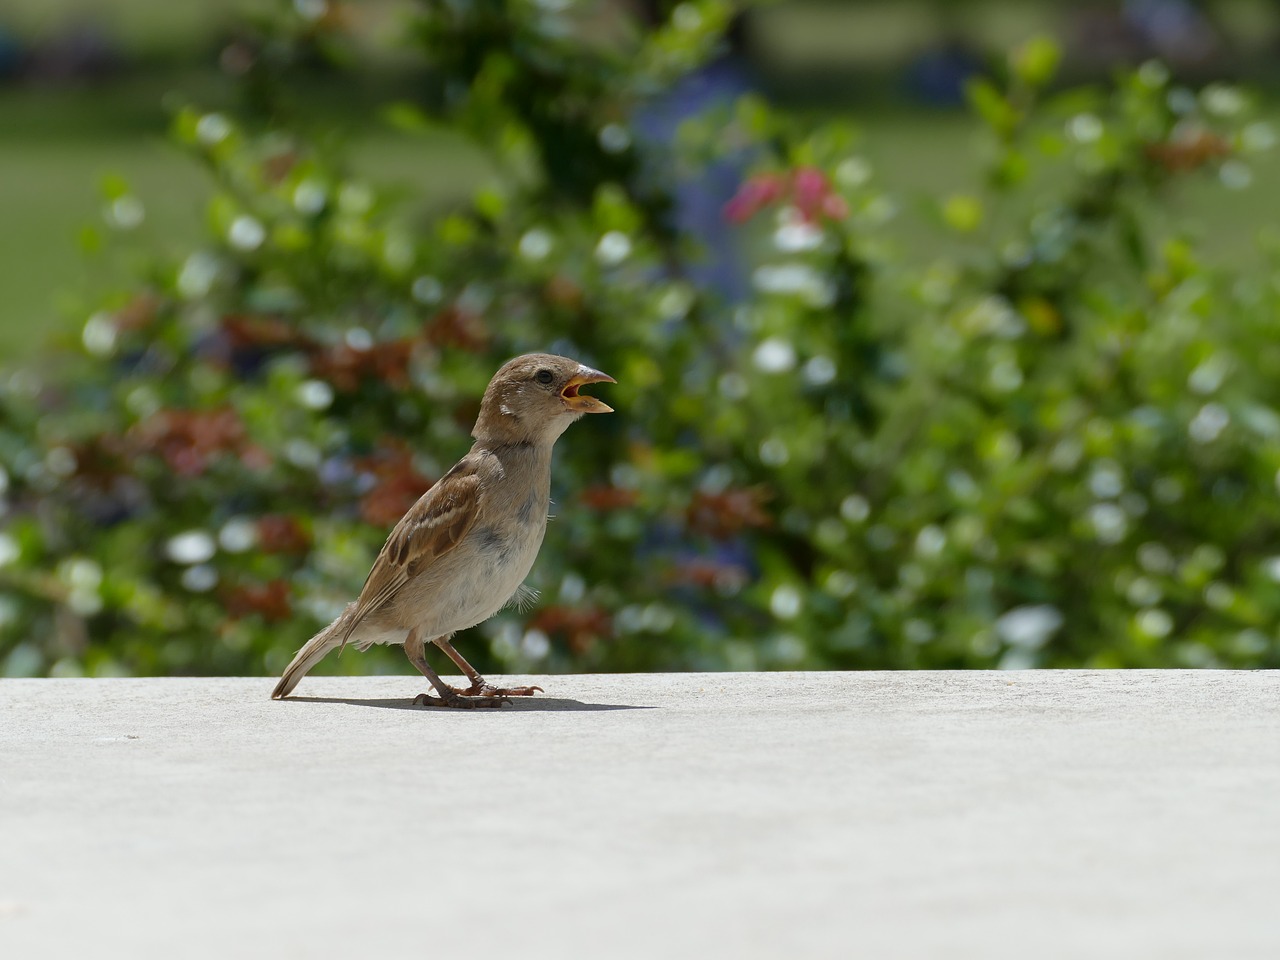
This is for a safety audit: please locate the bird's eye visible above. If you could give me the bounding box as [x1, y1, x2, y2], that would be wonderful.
[535, 369, 554, 385]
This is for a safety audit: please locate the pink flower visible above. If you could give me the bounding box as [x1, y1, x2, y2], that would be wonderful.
[792, 167, 830, 218]
[725, 168, 848, 225]
[821, 194, 850, 221]
[724, 173, 786, 224]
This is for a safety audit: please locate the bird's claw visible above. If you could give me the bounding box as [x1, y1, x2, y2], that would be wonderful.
[450, 681, 544, 698]
[413, 691, 508, 709]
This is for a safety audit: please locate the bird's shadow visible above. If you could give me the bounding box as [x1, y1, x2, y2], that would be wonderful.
[285, 695, 653, 713]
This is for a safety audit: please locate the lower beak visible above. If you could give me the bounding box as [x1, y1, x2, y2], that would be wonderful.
[561, 367, 616, 414]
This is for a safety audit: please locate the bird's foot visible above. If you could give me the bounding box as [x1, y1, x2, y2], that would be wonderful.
[412, 690, 508, 709]
[452, 680, 544, 698]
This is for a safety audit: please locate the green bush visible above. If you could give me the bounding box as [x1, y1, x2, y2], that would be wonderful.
[2, 4, 1278, 678]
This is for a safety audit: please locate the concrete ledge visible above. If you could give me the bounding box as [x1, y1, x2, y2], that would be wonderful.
[2, 671, 1279, 958]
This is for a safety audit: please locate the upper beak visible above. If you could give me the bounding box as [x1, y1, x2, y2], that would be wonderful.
[560, 366, 616, 414]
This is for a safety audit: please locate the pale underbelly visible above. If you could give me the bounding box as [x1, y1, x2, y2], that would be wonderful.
[353, 525, 543, 647]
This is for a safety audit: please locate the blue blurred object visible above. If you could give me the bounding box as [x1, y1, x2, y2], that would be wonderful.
[30, 19, 121, 83]
[0, 24, 26, 81]
[1124, 0, 1218, 64]
[904, 38, 984, 107]
[633, 30, 757, 305]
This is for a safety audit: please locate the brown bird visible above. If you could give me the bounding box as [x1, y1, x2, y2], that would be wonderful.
[271, 353, 615, 707]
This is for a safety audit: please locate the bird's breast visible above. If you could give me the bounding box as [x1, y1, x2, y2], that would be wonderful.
[439, 497, 548, 629]
[474, 508, 547, 585]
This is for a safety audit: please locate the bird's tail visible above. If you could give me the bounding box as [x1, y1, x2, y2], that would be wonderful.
[271, 604, 355, 700]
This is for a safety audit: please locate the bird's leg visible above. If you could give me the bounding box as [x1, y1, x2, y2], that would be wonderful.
[403, 628, 505, 709]
[434, 635, 543, 698]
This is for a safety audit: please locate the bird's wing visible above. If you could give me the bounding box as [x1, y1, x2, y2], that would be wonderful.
[339, 458, 483, 649]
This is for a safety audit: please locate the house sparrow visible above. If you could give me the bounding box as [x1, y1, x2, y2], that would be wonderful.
[271, 353, 614, 707]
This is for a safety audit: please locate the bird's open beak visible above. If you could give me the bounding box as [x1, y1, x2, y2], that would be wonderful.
[560, 366, 616, 414]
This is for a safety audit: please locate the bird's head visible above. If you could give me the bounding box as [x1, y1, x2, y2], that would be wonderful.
[473, 353, 615, 445]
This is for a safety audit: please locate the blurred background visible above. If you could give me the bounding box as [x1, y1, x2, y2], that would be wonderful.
[2, 0, 1279, 679]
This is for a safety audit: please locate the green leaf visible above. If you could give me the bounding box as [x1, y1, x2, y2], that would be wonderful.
[473, 184, 507, 221]
[965, 78, 1019, 140]
[78, 225, 104, 255]
[735, 94, 774, 139]
[1011, 35, 1061, 89]
[99, 174, 131, 202]
[942, 195, 984, 233]
[381, 101, 432, 134]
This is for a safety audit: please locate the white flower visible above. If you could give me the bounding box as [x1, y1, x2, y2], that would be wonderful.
[295, 380, 334, 410]
[752, 337, 796, 374]
[673, 4, 702, 31]
[840, 494, 869, 523]
[598, 124, 630, 154]
[1188, 355, 1230, 395]
[824, 570, 857, 597]
[1219, 161, 1252, 191]
[293, 180, 327, 215]
[182, 565, 218, 593]
[1089, 502, 1128, 544]
[769, 585, 802, 620]
[594, 231, 631, 266]
[915, 525, 946, 557]
[177, 252, 220, 299]
[0, 533, 19, 567]
[1136, 609, 1173, 638]
[519, 228, 553, 261]
[107, 196, 145, 230]
[1067, 113, 1103, 143]
[996, 605, 1063, 649]
[82, 312, 117, 357]
[1188, 403, 1229, 444]
[218, 518, 258, 553]
[521, 629, 550, 660]
[228, 215, 266, 252]
[773, 221, 823, 252]
[758, 438, 789, 466]
[802, 355, 836, 386]
[752, 265, 834, 307]
[166, 531, 216, 565]
[1201, 83, 1244, 118]
[195, 113, 232, 147]
[1089, 460, 1125, 499]
[835, 157, 871, 188]
[411, 276, 443, 304]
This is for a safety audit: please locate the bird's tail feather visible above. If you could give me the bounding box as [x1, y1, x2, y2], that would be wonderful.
[271, 604, 355, 699]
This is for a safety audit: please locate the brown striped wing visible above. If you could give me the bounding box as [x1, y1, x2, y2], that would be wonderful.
[338, 460, 482, 648]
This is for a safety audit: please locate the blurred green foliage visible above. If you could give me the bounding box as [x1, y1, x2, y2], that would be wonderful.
[2, 2, 1279, 678]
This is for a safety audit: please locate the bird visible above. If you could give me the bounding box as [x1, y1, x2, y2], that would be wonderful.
[271, 353, 615, 707]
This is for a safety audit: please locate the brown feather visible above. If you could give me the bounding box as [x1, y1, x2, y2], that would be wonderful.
[338, 464, 483, 650]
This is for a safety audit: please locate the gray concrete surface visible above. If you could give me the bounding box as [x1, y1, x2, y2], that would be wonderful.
[2, 671, 1278, 959]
